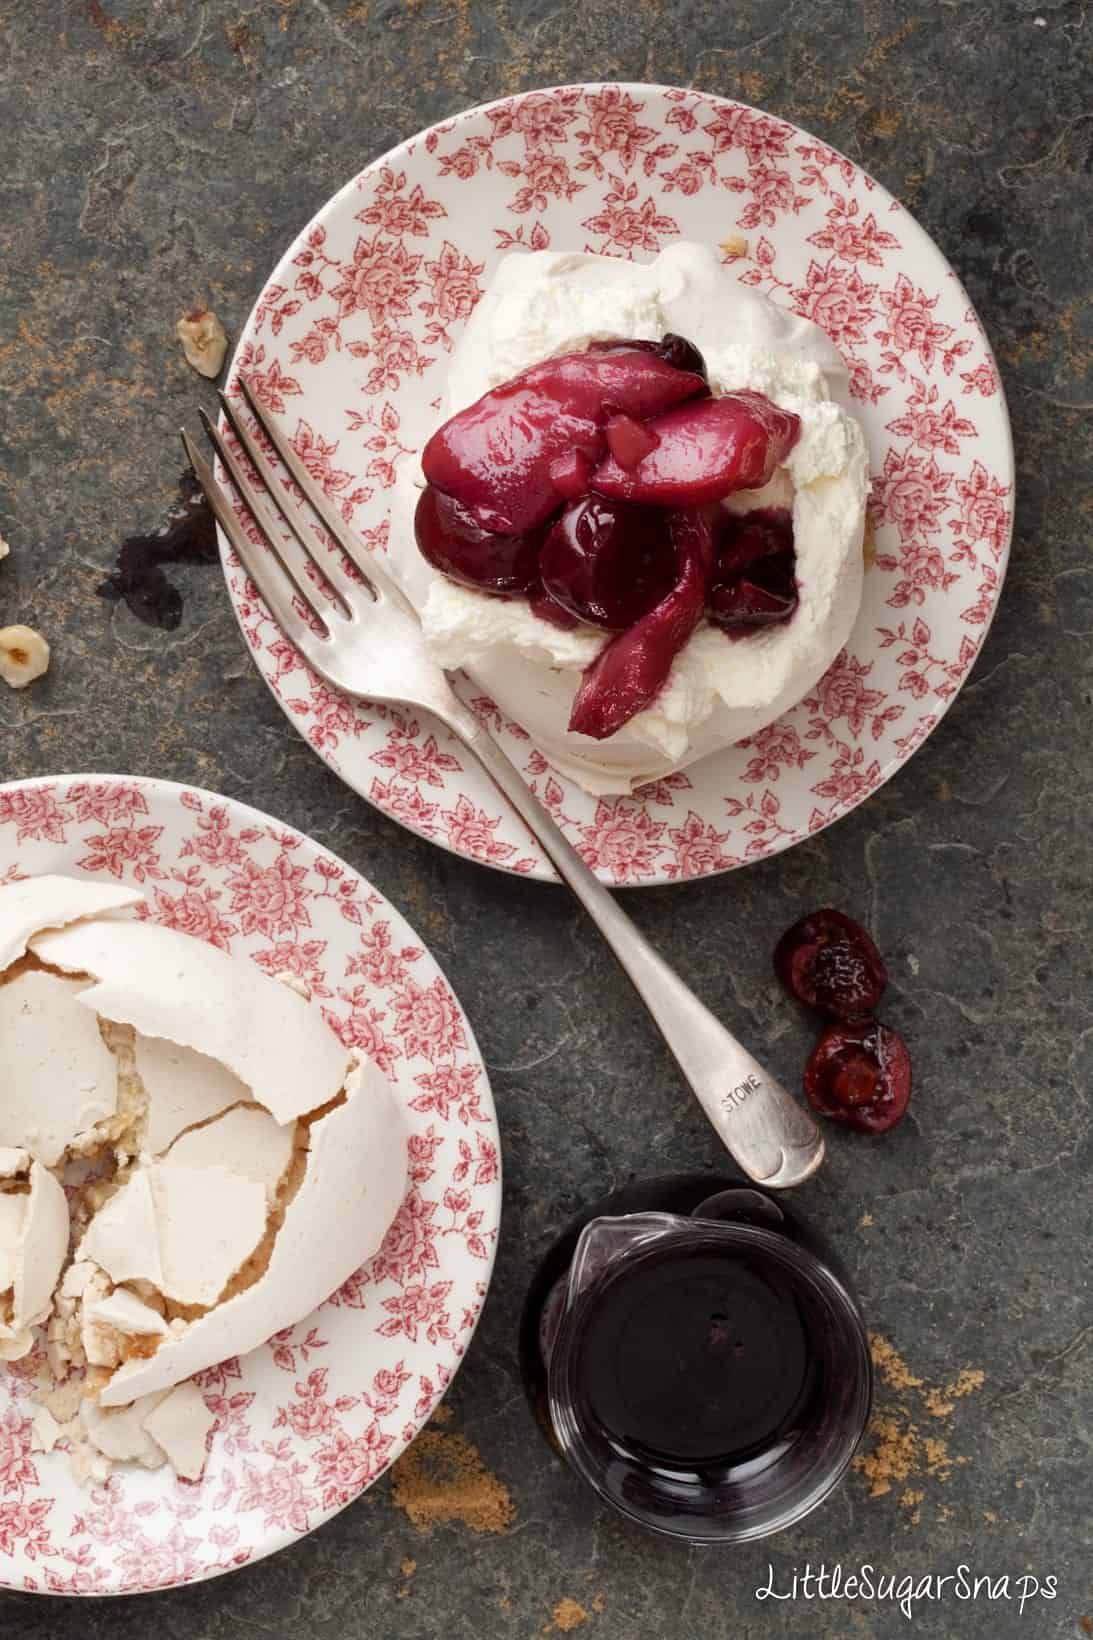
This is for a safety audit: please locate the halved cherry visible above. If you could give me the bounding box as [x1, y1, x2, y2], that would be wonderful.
[590, 391, 800, 507]
[592, 333, 709, 380]
[422, 347, 705, 534]
[708, 572, 797, 629]
[804, 1021, 911, 1134]
[414, 484, 543, 593]
[528, 586, 581, 629]
[714, 507, 794, 579]
[773, 908, 888, 1021]
[539, 496, 677, 630]
[568, 507, 714, 738]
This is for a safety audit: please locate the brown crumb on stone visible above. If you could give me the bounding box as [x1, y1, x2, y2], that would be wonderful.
[923, 1436, 952, 1480]
[225, 21, 255, 66]
[853, 1413, 919, 1496]
[1079, 1616, 1092, 1635]
[924, 1368, 986, 1418]
[591, 1592, 606, 1614]
[401, 1558, 417, 1578]
[430, 1403, 453, 1425]
[860, 1212, 874, 1228]
[869, 1332, 924, 1392]
[390, 1431, 514, 1535]
[1015, 1479, 1025, 1489]
[548, 1599, 589, 1632]
[899, 1487, 924, 1511]
[983, 1510, 998, 1523]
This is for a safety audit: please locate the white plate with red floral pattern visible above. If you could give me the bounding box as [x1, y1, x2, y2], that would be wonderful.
[220, 83, 1013, 885]
[0, 775, 500, 1595]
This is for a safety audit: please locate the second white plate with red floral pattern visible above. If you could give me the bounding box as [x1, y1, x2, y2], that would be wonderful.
[220, 82, 1014, 887]
[0, 776, 499, 1595]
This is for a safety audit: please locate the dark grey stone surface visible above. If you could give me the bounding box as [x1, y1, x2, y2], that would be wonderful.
[0, 1, 1090, 1635]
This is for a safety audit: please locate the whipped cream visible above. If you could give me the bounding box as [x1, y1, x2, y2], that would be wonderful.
[390, 242, 869, 794]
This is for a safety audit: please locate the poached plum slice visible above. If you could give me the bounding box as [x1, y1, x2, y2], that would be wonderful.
[803, 1021, 911, 1134]
[414, 484, 543, 593]
[539, 496, 678, 630]
[590, 391, 800, 507]
[568, 507, 714, 739]
[421, 347, 705, 535]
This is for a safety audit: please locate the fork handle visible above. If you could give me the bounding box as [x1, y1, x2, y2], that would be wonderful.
[457, 721, 824, 1189]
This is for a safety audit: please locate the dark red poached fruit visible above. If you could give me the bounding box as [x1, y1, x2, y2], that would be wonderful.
[539, 496, 677, 630]
[417, 337, 802, 736]
[421, 346, 706, 535]
[590, 392, 800, 507]
[414, 485, 544, 593]
[568, 508, 714, 740]
[708, 507, 798, 632]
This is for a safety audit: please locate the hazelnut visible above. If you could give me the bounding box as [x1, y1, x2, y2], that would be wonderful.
[177, 308, 228, 379]
[0, 625, 50, 689]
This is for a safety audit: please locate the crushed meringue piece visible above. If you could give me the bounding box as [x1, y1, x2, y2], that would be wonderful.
[0, 873, 408, 1484]
[0, 971, 119, 1167]
[141, 1382, 215, 1480]
[30, 1405, 62, 1453]
[86, 1286, 169, 1338]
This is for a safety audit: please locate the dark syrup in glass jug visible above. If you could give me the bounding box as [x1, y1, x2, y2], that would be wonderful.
[520, 1174, 872, 1544]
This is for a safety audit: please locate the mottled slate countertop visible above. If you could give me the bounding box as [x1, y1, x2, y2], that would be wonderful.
[0, 1, 1089, 1635]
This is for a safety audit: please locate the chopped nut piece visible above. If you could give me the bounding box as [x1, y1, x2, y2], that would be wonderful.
[719, 233, 749, 259]
[176, 308, 228, 379]
[0, 625, 49, 689]
[0, 534, 9, 561]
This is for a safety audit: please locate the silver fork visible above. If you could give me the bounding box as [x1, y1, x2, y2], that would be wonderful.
[183, 379, 824, 1188]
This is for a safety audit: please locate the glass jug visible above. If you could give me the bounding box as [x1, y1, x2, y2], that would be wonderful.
[520, 1173, 872, 1544]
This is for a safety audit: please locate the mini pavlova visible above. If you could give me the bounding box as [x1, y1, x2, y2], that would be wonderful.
[0, 875, 407, 1484]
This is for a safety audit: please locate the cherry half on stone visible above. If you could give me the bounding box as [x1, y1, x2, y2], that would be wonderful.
[539, 496, 677, 630]
[773, 908, 888, 1021]
[803, 1021, 912, 1134]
